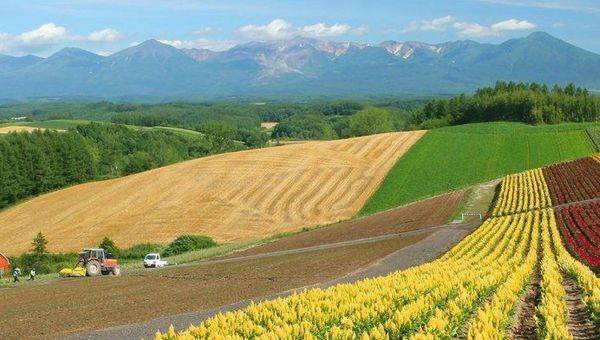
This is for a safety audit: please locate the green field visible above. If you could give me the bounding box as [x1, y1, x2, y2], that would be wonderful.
[587, 128, 600, 151]
[0, 119, 91, 130]
[360, 122, 599, 215]
[1, 120, 205, 137]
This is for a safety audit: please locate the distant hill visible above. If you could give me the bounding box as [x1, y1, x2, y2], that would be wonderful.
[0, 32, 599, 99]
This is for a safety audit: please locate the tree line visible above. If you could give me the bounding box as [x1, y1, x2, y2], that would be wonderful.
[410, 82, 600, 128]
[0, 123, 240, 209]
[272, 107, 406, 140]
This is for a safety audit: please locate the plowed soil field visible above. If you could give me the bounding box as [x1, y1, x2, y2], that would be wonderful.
[0, 235, 430, 339]
[229, 190, 466, 257]
[0, 131, 425, 255]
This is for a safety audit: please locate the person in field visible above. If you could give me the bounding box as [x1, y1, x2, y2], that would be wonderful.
[28, 268, 36, 281]
[12, 267, 21, 282]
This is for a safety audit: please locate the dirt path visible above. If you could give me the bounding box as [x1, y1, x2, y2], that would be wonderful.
[204, 222, 472, 266]
[69, 223, 476, 340]
[563, 277, 599, 339]
[510, 265, 541, 339]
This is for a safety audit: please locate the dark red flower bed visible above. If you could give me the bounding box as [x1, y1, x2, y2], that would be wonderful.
[555, 201, 600, 268]
[542, 157, 600, 205]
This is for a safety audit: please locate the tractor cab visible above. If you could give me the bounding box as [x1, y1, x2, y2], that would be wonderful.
[77, 248, 120, 277]
[78, 249, 105, 263]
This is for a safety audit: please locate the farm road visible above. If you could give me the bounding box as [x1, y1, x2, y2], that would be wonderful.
[71, 222, 476, 340]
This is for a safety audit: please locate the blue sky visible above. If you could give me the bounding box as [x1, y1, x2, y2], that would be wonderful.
[0, 0, 598, 56]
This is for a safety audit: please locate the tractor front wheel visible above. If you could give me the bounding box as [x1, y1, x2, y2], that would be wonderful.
[86, 260, 101, 276]
[112, 266, 121, 276]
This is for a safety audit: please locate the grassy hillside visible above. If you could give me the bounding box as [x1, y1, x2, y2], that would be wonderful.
[587, 128, 600, 151]
[0, 119, 91, 130]
[360, 122, 599, 215]
[2, 119, 203, 136]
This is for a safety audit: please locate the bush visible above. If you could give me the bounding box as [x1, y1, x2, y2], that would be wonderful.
[348, 107, 393, 137]
[119, 243, 164, 260]
[8, 253, 78, 275]
[98, 237, 120, 257]
[162, 235, 217, 257]
[272, 114, 337, 140]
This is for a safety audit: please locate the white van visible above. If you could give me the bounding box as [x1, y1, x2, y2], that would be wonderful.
[143, 253, 168, 268]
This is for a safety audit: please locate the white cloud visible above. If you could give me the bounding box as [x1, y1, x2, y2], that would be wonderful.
[158, 39, 196, 49]
[300, 23, 368, 38]
[398, 15, 536, 37]
[237, 19, 366, 40]
[490, 19, 536, 31]
[403, 16, 455, 33]
[19, 23, 69, 46]
[453, 18, 536, 37]
[159, 38, 236, 51]
[0, 23, 123, 54]
[192, 27, 217, 36]
[237, 19, 296, 40]
[96, 50, 113, 56]
[453, 22, 497, 37]
[87, 28, 122, 42]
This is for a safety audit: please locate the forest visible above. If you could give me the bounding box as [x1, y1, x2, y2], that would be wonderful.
[410, 82, 600, 128]
[0, 123, 241, 209]
[0, 99, 425, 141]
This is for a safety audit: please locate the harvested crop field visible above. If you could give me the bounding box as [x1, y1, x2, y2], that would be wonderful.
[0, 235, 429, 339]
[228, 190, 465, 257]
[0, 131, 425, 255]
[0, 125, 45, 134]
[260, 122, 278, 129]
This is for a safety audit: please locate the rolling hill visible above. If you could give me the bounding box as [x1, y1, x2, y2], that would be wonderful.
[0, 131, 425, 255]
[1, 32, 599, 98]
[361, 122, 600, 215]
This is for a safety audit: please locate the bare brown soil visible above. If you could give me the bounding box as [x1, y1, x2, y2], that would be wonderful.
[0, 234, 428, 339]
[227, 190, 465, 258]
[0, 131, 425, 255]
[563, 277, 599, 339]
[510, 265, 541, 339]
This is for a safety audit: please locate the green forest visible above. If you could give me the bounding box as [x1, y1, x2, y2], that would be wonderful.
[410, 82, 600, 128]
[0, 123, 241, 209]
[0, 99, 426, 142]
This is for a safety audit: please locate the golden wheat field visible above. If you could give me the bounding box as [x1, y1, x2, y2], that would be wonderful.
[0, 131, 425, 254]
[0, 126, 46, 134]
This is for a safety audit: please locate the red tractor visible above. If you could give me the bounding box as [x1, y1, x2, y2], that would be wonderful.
[78, 248, 121, 276]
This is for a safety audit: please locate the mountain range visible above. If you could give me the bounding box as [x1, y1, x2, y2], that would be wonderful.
[1, 32, 599, 99]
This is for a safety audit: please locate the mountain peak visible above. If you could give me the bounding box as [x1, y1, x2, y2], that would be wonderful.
[46, 48, 102, 62]
[1, 31, 599, 98]
[379, 40, 442, 58]
[137, 39, 169, 48]
[110, 39, 186, 62]
[526, 31, 554, 40]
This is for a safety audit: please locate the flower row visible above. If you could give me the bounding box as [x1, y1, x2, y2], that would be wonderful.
[542, 156, 600, 205]
[157, 212, 546, 339]
[492, 168, 551, 216]
[555, 202, 600, 268]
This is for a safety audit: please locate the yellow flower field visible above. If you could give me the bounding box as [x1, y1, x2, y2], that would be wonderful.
[157, 157, 600, 339]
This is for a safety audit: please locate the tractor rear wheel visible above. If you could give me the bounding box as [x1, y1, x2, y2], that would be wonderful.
[86, 260, 101, 276]
[112, 266, 121, 276]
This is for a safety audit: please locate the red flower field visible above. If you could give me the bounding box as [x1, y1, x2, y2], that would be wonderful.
[555, 201, 600, 268]
[543, 157, 600, 205]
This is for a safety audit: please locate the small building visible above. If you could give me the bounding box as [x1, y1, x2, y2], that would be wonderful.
[0, 253, 10, 277]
